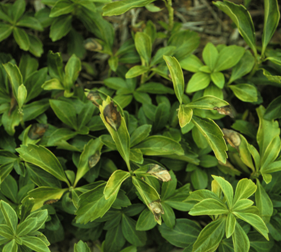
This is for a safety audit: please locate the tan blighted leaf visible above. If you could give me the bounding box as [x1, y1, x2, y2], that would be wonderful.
[43, 199, 59, 205]
[103, 101, 121, 131]
[28, 123, 48, 140]
[213, 106, 234, 118]
[85, 90, 102, 107]
[148, 200, 164, 221]
[147, 164, 171, 182]
[84, 38, 103, 51]
[222, 128, 241, 148]
[88, 152, 101, 168]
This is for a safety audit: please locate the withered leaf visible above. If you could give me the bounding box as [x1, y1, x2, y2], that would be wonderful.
[43, 199, 59, 205]
[147, 164, 171, 182]
[84, 38, 103, 51]
[213, 106, 234, 118]
[148, 200, 164, 221]
[86, 91, 102, 107]
[28, 124, 48, 140]
[88, 152, 101, 168]
[222, 128, 241, 148]
[103, 101, 121, 131]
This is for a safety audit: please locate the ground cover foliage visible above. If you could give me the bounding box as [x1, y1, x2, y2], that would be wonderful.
[0, 0, 281, 251]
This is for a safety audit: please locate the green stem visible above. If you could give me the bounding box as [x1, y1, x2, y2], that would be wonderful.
[247, 59, 259, 79]
[164, 0, 174, 32]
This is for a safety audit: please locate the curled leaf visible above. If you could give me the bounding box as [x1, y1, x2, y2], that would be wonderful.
[84, 38, 103, 51]
[148, 200, 164, 221]
[28, 123, 48, 140]
[213, 106, 234, 118]
[147, 164, 171, 182]
[88, 152, 101, 168]
[223, 128, 241, 149]
[85, 90, 102, 107]
[103, 101, 121, 131]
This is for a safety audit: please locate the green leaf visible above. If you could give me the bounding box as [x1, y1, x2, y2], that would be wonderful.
[104, 170, 130, 199]
[189, 198, 228, 216]
[102, 0, 154, 16]
[100, 98, 130, 168]
[214, 45, 245, 72]
[21, 236, 50, 252]
[210, 72, 225, 89]
[261, 160, 281, 175]
[104, 224, 126, 252]
[255, 179, 273, 223]
[180, 54, 203, 72]
[49, 99, 78, 130]
[50, 0, 75, 17]
[161, 203, 175, 229]
[233, 199, 253, 212]
[19, 53, 38, 81]
[13, 27, 30, 51]
[191, 168, 208, 189]
[135, 32, 151, 64]
[225, 213, 236, 238]
[75, 184, 117, 224]
[233, 212, 269, 240]
[192, 116, 227, 163]
[17, 217, 37, 236]
[133, 135, 184, 156]
[17, 15, 43, 31]
[186, 95, 228, 110]
[192, 217, 226, 252]
[17, 84, 27, 110]
[47, 51, 64, 81]
[25, 209, 48, 231]
[64, 54, 81, 91]
[233, 178, 256, 204]
[11, 0, 26, 21]
[163, 55, 184, 104]
[41, 78, 64, 91]
[130, 124, 152, 147]
[122, 215, 147, 246]
[0, 201, 17, 234]
[136, 82, 174, 94]
[108, 56, 119, 72]
[3, 63, 23, 102]
[186, 72, 210, 93]
[264, 95, 281, 120]
[158, 219, 201, 248]
[16, 145, 69, 185]
[261, 136, 281, 172]
[203, 42, 219, 71]
[229, 84, 257, 102]
[151, 46, 176, 66]
[74, 241, 91, 252]
[3, 240, 18, 252]
[0, 24, 13, 42]
[125, 65, 149, 78]
[261, 0, 280, 56]
[178, 105, 193, 128]
[228, 50, 255, 84]
[232, 222, 250, 252]
[256, 106, 280, 157]
[0, 224, 13, 240]
[136, 208, 157, 231]
[212, 175, 233, 208]
[213, 1, 256, 56]
[50, 15, 72, 42]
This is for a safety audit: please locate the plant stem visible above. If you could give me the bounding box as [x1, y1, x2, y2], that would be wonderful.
[164, 0, 174, 32]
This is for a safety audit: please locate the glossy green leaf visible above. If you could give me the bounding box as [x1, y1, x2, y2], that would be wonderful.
[212, 175, 233, 208]
[49, 0, 75, 17]
[136, 208, 157, 231]
[133, 135, 184, 156]
[0, 201, 17, 234]
[264, 95, 281, 120]
[3, 240, 18, 252]
[191, 168, 208, 189]
[74, 241, 91, 252]
[130, 124, 152, 147]
[225, 213, 236, 238]
[233, 212, 269, 240]
[180, 54, 203, 72]
[255, 179, 273, 223]
[151, 46, 176, 66]
[17, 84, 27, 110]
[210, 72, 225, 89]
[163, 55, 184, 104]
[232, 222, 250, 252]
[232, 199, 253, 211]
[13, 27, 30, 51]
[192, 116, 227, 163]
[104, 170, 130, 199]
[158, 219, 201, 248]
[135, 32, 151, 64]
[64, 54, 81, 91]
[233, 178, 256, 203]
[17, 217, 37, 236]
[0, 24, 13, 42]
[213, 1, 256, 55]
[178, 105, 193, 128]
[186, 95, 228, 110]
[136, 82, 174, 94]
[189, 198, 228, 216]
[16, 145, 69, 185]
[102, 0, 154, 16]
[11, 0, 26, 21]
[203, 42, 218, 71]
[229, 84, 257, 102]
[161, 203, 175, 229]
[47, 51, 64, 81]
[125, 65, 149, 78]
[214, 45, 245, 72]
[50, 15, 72, 42]
[21, 236, 50, 252]
[186, 72, 210, 93]
[192, 217, 226, 252]
[261, 0, 280, 56]
[0, 224, 13, 240]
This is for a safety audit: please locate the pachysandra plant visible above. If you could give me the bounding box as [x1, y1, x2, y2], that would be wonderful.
[0, 0, 281, 251]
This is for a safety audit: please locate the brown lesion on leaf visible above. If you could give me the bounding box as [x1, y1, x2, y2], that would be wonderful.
[86, 90, 102, 107]
[149, 200, 164, 221]
[213, 106, 234, 118]
[147, 164, 172, 182]
[88, 152, 101, 168]
[28, 124, 48, 140]
[222, 128, 241, 149]
[103, 101, 121, 131]
[43, 199, 59, 205]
